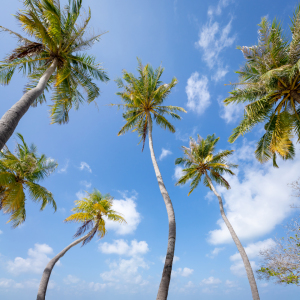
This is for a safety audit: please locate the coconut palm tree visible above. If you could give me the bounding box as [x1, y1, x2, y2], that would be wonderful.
[0, 0, 109, 150]
[36, 189, 125, 300]
[175, 134, 260, 300]
[0, 133, 57, 227]
[224, 6, 300, 167]
[114, 59, 186, 300]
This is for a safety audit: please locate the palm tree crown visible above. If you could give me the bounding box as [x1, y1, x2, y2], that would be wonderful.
[0, 133, 57, 227]
[0, 0, 109, 124]
[175, 134, 237, 194]
[115, 59, 186, 149]
[224, 6, 300, 167]
[64, 189, 126, 245]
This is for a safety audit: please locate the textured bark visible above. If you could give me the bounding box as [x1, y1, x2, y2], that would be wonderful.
[147, 115, 176, 300]
[0, 59, 57, 151]
[291, 90, 300, 104]
[36, 224, 97, 300]
[205, 173, 260, 300]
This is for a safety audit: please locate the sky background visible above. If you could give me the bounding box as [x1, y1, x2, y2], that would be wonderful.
[0, 0, 300, 299]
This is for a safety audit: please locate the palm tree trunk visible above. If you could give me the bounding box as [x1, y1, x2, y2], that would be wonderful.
[36, 223, 97, 300]
[0, 59, 57, 151]
[205, 172, 260, 300]
[147, 113, 176, 300]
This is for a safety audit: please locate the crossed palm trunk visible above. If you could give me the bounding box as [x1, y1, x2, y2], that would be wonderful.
[205, 172, 260, 300]
[36, 222, 98, 300]
[148, 115, 176, 300]
[0, 60, 57, 151]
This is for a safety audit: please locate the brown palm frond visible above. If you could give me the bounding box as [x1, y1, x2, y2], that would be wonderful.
[8, 42, 45, 61]
[73, 219, 93, 238]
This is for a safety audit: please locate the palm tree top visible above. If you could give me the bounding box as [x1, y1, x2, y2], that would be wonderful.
[113, 58, 186, 150]
[175, 134, 238, 195]
[0, 0, 109, 124]
[0, 133, 57, 227]
[64, 189, 126, 245]
[223, 7, 300, 166]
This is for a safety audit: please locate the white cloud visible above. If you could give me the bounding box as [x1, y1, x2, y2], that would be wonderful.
[225, 279, 237, 288]
[230, 260, 257, 277]
[159, 148, 172, 161]
[63, 275, 80, 285]
[160, 255, 179, 264]
[105, 194, 141, 235]
[58, 159, 69, 173]
[75, 190, 86, 200]
[218, 97, 244, 124]
[208, 0, 232, 17]
[186, 73, 210, 114]
[172, 267, 194, 277]
[201, 276, 222, 285]
[80, 180, 92, 188]
[100, 256, 149, 285]
[208, 140, 300, 244]
[212, 65, 228, 82]
[196, 19, 235, 69]
[206, 247, 225, 258]
[230, 239, 276, 262]
[0, 278, 55, 290]
[99, 240, 149, 256]
[173, 166, 185, 181]
[79, 162, 92, 173]
[7, 244, 54, 275]
[0, 230, 3, 235]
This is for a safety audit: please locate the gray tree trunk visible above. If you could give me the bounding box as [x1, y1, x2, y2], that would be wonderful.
[0, 59, 57, 150]
[147, 114, 176, 300]
[205, 172, 260, 300]
[36, 223, 97, 300]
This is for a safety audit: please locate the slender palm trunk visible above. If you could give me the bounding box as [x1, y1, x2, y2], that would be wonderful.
[205, 173, 260, 300]
[147, 114, 176, 300]
[36, 223, 97, 300]
[0, 59, 57, 151]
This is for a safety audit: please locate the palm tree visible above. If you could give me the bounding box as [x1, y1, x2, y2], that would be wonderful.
[0, 133, 57, 227]
[36, 189, 125, 300]
[175, 134, 260, 300]
[114, 59, 186, 300]
[224, 6, 300, 167]
[0, 0, 109, 150]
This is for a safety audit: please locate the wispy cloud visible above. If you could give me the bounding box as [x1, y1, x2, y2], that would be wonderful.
[186, 72, 210, 114]
[58, 159, 69, 174]
[80, 180, 92, 188]
[172, 267, 194, 277]
[159, 148, 172, 161]
[99, 240, 149, 256]
[206, 247, 225, 258]
[79, 162, 92, 173]
[218, 96, 244, 123]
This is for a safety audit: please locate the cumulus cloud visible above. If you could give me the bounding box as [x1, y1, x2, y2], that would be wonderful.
[99, 240, 149, 256]
[100, 256, 149, 285]
[186, 73, 210, 114]
[105, 194, 141, 235]
[159, 148, 172, 161]
[173, 166, 185, 181]
[172, 267, 194, 277]
[79, 162, 92, 173]
[201, 276, 222, 285]
[208, 140, 300, 245]
[7, 244, 55, 275]
[58, 159, 69, 173]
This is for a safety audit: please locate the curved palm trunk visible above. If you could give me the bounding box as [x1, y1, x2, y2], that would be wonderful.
[147, 114, 176, 300]
[205, 173, 260, 300]
[36, 223, 96, 300]
[0, 59, 57, 151]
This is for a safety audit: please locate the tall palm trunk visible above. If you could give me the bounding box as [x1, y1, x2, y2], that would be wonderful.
[0, 59, 57, 151]
[147, 114, 176, 300]
[36, 223, 97, 300]
[205, 173, 260, 300]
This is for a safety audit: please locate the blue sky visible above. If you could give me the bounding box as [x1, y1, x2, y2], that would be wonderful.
[0, 0, 300, 299]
